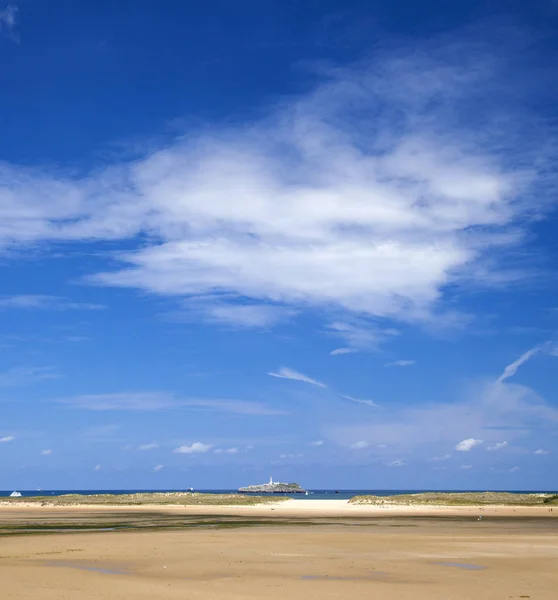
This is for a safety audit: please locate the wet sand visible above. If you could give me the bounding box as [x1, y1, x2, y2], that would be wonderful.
[1, 501, 557, 599]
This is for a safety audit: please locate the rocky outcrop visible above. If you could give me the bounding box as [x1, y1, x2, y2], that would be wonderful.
[238, 482, 306, 494]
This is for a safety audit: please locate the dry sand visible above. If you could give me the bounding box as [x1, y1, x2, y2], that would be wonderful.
[1, 500, 558, 599]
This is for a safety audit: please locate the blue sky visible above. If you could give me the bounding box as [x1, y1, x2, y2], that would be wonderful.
[1, 0, 558, 491]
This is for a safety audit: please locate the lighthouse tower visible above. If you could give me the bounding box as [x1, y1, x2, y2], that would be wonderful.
[269, 476, 273, 485]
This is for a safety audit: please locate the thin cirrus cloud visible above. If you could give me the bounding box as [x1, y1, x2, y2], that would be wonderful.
[0, 435, 15, 443]
[0, 31, 555, 335]
[268, 368, 378, 408]
[0, 5, 18, 41]
[56, 391, 286, 415]
[138, 443, 159, 451]
[268, 367, 326, 388]
[385, 360, 416, 368]
[0, 295, 106, 311]
[40, 449, 52, 455]
[0, 366, 61, 388]
[214, 447, 239, 455]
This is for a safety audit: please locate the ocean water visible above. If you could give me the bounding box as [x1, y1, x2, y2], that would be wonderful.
[1, 489, 555, 500]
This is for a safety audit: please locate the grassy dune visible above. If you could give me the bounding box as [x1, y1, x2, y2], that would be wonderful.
[349, 492, 558, 506]
[1, 492, 289, 506]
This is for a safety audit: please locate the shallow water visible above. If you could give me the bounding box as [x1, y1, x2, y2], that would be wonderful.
[433, 561, 486, 570]
[47, 561, 129, 575]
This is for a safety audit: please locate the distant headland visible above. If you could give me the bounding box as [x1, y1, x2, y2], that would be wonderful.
[238, 476, 307, 494]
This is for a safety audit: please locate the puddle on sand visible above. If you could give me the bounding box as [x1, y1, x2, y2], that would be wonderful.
[301, 572, 388, 581]
[46, 561, 129, 575]
[432, 562, 486, 571]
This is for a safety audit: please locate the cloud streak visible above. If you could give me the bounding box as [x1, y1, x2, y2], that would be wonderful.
[268, 367, 326, 388]
[56, 391, 286, 415]
[0, 295, 106, 311]
[0, 5, 17, 41]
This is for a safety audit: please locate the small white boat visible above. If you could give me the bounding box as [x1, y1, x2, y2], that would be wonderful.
[9, 491, 22, 497]
[187, 487, 194, 492]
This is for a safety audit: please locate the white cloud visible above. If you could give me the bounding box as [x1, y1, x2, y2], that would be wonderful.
[0, 435, 15, 443]
[154, 464, 164, 471]
[214, 447, 239, 454]
[509, 466, 520, 473]
[57, 391, 285, 415]
[0, 33, 552, 336]
[40, 449, 52, 455]
[350, 440, 369, 449]
[534, 449, 550, 455]
[0, 5, 18, 41]
[330, 347, 354, 356]
[0, 366, 60, 388]
[339, 394, 378, 408]
[138, 442, 159, 451]
[497, 346, 542, 384]
[94, 464, 102, 471]
[459, 464, 473, 470]
[327, 321, 400, 354]
[385, 360, 416, 367]
[173, 442, 212, 454]
[389, 459, 405, 467]
[0, 295, 105, 311]
[268, 367, 326, 388]
[309, 440, 324, 447]
[486, 441, 508, 451]
[456, 438, 483, 452]
[279, 453, 304, 459]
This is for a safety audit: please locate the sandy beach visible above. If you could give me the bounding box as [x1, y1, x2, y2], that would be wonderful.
[1, 499, 558, 599]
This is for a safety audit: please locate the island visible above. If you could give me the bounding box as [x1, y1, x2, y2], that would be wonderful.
[238, 476, 307, 494]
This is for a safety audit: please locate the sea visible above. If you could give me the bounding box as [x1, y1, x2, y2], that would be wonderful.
[1, 489, 555, 500]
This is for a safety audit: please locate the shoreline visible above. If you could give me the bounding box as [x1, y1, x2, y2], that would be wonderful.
[1, 498, 557, 518]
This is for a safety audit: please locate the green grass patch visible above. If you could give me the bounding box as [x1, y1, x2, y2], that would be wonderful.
[349, 492, 558, 506]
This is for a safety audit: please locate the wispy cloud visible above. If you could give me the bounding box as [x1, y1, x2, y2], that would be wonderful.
[0, 435, 15, 443]
[339, 394, 378, 408]
[1, 30, 554, 336]
[534, 449, 550, 455]
[94, 464, 102, 471]
[328, 321, 399, 354]
[309, 440, 324, 447]
[171, 300, 296, 329]
[385, 360, 416, 367]
[174, 442, 212, 454]
[0, 295, 106, 311]
[40, 449, 52, 455]
[497, 346, 542, 384]
[154, 464, 164, 471]
[268, 367, 326, 388]
[389, 459, 405, 467]
[0, 366, 60, 388]
[138, 442, 159, 451]
[486, 441, 508, 451]
[455, 438, 483, 452]
[57, 391, 285, 415]
[329, 347, 354, 356]
[350, 440, 369, 449]
[214, 447, 239, 454]
[0, 5, 18, 42]
[279, 453, 304, 459]
[430, 454, 452, 461]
